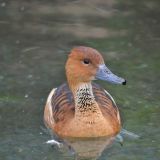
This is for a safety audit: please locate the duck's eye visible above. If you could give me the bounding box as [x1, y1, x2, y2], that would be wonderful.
[83, 59, 90, 64]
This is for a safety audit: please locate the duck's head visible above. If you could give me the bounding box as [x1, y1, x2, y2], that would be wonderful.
[65, 46, 126, 88]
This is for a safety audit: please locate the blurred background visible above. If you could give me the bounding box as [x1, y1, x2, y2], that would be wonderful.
[0, 0, 160, 160]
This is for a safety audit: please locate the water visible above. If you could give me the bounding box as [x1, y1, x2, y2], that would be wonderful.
[0, 0, 160, 159]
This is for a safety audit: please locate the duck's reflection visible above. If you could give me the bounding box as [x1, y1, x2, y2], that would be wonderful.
[64, 136, 115, 159]
[46, 128, 139, 159]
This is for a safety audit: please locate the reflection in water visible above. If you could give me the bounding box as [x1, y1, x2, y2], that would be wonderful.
[46, 134, 115, 160]
[46, 128, 140, 160]
[65, 136, 114, 160]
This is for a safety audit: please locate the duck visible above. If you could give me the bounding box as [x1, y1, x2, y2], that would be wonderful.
[44, 46, 126, 138]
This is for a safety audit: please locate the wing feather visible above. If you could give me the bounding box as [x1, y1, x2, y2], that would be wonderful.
[51, 83, 74, 123]
[92, 83, 120, 122]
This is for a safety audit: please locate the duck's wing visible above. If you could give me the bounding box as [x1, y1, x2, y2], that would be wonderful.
[51, 83, 74, 123]
[92, 83, 120, 123]
[44, 83, 74, 128]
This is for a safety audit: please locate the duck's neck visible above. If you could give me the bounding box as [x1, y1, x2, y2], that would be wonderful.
[70, 82, 102, 119]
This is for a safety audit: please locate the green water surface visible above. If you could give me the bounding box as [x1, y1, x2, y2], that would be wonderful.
[0, 0, 160, 160]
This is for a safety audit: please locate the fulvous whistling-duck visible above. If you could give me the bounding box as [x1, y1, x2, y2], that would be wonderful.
[44, 46, 126, 138]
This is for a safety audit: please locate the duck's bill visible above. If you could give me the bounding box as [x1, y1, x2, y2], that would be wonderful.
[95, 64, 126, 85]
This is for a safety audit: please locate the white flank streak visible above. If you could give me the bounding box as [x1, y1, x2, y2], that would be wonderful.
[104, 90, 117, 106]
[46, 88, 57, 124]
[104, 89, 121, 122]
[47, 88, 57, 104]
